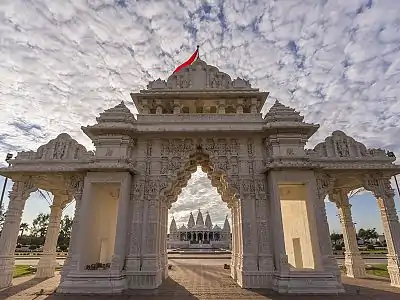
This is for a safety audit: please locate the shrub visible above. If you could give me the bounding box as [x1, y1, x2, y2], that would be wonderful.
[334, 245, 343, 251]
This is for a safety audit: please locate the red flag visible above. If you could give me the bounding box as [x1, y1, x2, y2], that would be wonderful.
[173, 47, 199, 74]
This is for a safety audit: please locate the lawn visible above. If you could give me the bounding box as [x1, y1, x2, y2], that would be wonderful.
[13, 265, 36, 278]
[13, 265, 62, 278]
[340, 264, 389, 278]
[366, 264, 389, 278]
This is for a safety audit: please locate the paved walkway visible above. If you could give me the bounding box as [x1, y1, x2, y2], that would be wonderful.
[1, 261, 400, 299]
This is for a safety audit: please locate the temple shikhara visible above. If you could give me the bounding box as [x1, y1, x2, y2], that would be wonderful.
[168, 210, 231, 249]
[0, 58, 400, 295]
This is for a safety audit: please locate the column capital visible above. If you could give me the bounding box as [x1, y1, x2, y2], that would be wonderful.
[329, 188, 350, 208]
[9, 179, 37, 201]
[363, 174, 394, 198]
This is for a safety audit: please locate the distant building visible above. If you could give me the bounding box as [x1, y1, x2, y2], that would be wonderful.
[167, 209, 231, 249]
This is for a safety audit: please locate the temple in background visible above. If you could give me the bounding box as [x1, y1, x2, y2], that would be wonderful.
[167, 209, 231, 250]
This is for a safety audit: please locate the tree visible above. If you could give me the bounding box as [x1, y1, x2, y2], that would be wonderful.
[358, 228, 379, 241]
[31, 213, 50, 238]
[58, 215, 73, 250]
[330, 232, 343, 244]
[19, 222, 29, 238]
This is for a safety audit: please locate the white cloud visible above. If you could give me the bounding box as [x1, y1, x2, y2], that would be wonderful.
[0, 0, 399, 226]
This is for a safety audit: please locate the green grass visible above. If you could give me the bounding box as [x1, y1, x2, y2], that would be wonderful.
[340, 264, 389, 278]
[13, 265, 62, 278]
[366, 264, 389, 278]
[13, 265, 36, 278]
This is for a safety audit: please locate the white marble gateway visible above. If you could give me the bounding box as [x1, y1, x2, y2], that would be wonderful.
[0, 59, 400, 294]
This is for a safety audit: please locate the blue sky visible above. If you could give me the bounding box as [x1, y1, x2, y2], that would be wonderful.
[0, 0, 400, 233]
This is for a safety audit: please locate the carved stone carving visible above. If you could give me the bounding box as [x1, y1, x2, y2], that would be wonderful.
[14, 133, 93, 162]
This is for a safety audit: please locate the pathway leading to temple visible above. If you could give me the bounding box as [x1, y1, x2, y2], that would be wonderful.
[1, 259, 400, 299]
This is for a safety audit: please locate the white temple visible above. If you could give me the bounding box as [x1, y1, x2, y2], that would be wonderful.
[168, 210, 231, 249]
[0, 57, 399, 295]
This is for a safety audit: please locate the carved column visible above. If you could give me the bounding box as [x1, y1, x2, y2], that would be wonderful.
[267, 172, 290, 273]
[36, 194, 69, 278]
[110, 173, 132, 272]
[255, 177, 274, 272]
[142, 196, 161, 272]
[0, 180, 36, 288]
[237, 177, 259, 274]
[331, 189, 366, 278]
[364, 175, 400, 287]
[315, 174, 342, 280]
[230, 201, 238, 278]
[59, 175, 84, 282]
[126, 178, 144, 273]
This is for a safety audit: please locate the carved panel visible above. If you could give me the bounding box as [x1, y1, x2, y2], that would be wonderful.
[15, 133, 93, 162]
[309, 131, 393, 161]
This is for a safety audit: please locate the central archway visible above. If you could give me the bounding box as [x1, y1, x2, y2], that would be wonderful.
[159, 146, 241, 282]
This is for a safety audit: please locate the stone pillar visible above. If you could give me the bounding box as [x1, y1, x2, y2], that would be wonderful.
[36, 194, 69, 278]
[59, 175, 84, 283]
[365, 176, 400, 287]
[110, 173, 132, 272]
[230, 203, 237, 278]
[267, 173, 290, 273]
[238, 194, 258, 273]
[142, 197, 161, 276]
[315, 174, 342, 280]
[331, 189, 366, 278]
[0, 180, 36, 288]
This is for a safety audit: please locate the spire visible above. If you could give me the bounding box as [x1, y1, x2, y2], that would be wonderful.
[169, 217, 177, 233]
[196, 209, 204, 227]
[187, 212, 195, 229]
[264, 100, 304, 123]
[205, 211, 213, 229]
[223, 215, 231, 232]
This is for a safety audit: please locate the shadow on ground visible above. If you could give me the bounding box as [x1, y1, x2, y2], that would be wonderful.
[0, 277, 47, 299]
[2, 264, 400, 299]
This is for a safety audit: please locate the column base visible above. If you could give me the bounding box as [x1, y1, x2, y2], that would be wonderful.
[322, 254, 342, 281]
[234, 268, 273, 288]
[35, 254, 58, 278]
[387, 256, 400, 288]
[272, 270, 345, 294]
[0, 256, 14, 289]
[126, 269, 163, 289]
[57, 271, 127, 294]
[344, 252, 366, 278]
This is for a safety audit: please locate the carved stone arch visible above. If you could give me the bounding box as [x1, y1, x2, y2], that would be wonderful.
[159, 148, 239, 207]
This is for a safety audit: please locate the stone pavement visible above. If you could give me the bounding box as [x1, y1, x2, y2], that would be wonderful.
[1, 260, 400, 300]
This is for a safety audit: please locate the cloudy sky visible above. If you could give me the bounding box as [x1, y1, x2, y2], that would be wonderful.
[0, 0, 400, 234]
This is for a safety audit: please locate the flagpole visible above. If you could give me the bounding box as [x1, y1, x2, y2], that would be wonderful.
[196, 45, 200, 60]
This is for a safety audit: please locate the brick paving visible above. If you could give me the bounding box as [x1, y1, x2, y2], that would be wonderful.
[1, 261, 400, 300]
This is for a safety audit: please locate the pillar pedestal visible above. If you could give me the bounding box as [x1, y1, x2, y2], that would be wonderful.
[36, 197, 66, 279]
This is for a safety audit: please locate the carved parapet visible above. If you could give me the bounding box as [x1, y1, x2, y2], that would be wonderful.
[13, 133, 93, 163]
[310, 131, 397, 164]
